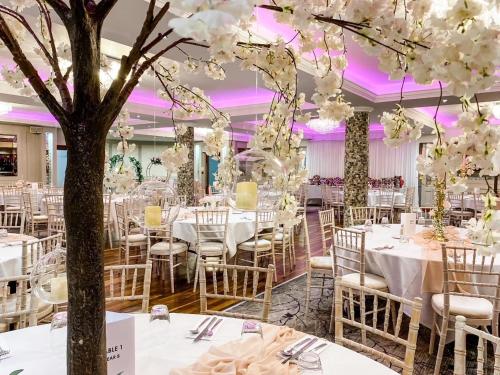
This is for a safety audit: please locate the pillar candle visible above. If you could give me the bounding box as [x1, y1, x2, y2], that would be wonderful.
[50, 275, 68, 302]
[236, 181, 258, 210]
[144, 205, 162, 228]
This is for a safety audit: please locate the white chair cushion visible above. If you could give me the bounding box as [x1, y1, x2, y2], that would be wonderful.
[238, 238, 272, 251]
[122, 233, 147, 243]
[310, 256, 332, 270]
[150, 241, 188, 256]
[261, 231, 289, 242]
[199, 241, 225, 256]
[5, 206, 22, 211]
[341, 272, 388, 290]
[431, 294, 493, 319]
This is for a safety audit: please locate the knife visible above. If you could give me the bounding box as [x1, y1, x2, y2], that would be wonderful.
[282, 337, 318, 364]
[193, 317, 217, 342]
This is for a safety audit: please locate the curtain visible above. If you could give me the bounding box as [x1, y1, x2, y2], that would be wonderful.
[306, 140, 419, 190]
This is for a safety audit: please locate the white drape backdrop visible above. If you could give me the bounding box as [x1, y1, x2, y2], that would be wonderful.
[306, 140, 419, 189]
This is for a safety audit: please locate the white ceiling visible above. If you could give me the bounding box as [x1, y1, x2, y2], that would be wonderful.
[0, 0, 498, 142]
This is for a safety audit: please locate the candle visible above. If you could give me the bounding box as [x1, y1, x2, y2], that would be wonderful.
[236, 181, 258, 210]
[50, 275, 68, 302]
[144, 205, 162, 228]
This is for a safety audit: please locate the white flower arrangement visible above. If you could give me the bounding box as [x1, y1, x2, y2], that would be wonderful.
[160, 143, 190, 175]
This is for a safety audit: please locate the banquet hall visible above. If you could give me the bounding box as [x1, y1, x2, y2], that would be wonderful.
[0, 1, 499, 374]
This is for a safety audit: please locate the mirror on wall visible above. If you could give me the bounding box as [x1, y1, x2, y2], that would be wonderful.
[0, 134, 17, 176]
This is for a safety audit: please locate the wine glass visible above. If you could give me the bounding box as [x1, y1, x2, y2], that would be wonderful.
[50, 312, 67, 354]
[298, 351, 323, 373]
[240, 320, 263, 341]
[381, 217, 390, 226]
[364, 219, 373, 232]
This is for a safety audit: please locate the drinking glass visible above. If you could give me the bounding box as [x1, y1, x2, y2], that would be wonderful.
[240, 320, 263, 341]
[298, 351, 323, 373]
[381, 217, 390, 226]
[50, 312, 67, 354]
[364, 219, 372, 232]
[149, 304, 170, 343]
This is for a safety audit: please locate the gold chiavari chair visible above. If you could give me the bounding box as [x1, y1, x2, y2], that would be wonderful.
[104, 261, 152, 313]
[454, 315, 500, 375]
[199, 261, 275, 322]
[21, 233, 63, 275]
[430, 244, 500, 375]
[329, 226, 390, 335]
[448, 192, 474, 226]
[0, 210, 25, 234]
[334, 277, 422, 375]
[193, 208, 229, 292]
[349, 206, 377, 226]
[376, 188, 395, 223]
[47, 203, 66, 246]
[23, 192, 48, 236]
[2, 187, 23, 211]
[146, 207, 189, 293]
[0, 274, 38, 332]
[303, 213, 334, 320]
[115, 201, 147, 266]
[237, 209, 275, 269]
[394, 187, 415, 215]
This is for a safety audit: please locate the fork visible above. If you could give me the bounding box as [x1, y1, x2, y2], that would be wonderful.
[189, 317, 210, 334]
[0, 346, 10, 358]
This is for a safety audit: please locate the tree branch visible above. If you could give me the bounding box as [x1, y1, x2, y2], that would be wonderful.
[0, 13, 68, 125]
[44, 0, 71, 24]
[94, 0, 119, 21]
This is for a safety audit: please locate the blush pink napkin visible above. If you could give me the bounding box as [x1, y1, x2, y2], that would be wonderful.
[169, 325, 305, 375]
[412, 227, 472, 294]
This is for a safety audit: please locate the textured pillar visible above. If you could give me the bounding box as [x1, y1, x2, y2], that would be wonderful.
[177, 126, 195, 206]
[344, 110, 370, 225]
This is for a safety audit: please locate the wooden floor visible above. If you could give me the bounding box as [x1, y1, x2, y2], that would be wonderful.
[104, 208, 326, 314]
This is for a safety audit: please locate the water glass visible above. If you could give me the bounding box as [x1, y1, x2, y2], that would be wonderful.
[240, 320, 263, 340]
[150, 304, 170, 325]
[50, 312, 67, 354]
[417, 216, 425, 226]
[364, 219, 373, 232]
[298, 351, 323, 373]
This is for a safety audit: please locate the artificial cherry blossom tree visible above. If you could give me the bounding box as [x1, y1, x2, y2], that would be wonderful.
[0, 0, 499, 373]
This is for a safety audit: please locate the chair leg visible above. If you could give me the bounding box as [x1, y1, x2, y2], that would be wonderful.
[329, 287, 336, 334]
[429, 311, 437, 354]
[305, 270, 312, 322]
[272, 249, 278, 282]
[433, 316, 449, 375]
[170, 258, 175, 294]
[185, 252, 191, 284]
[193, 254, 201, 293]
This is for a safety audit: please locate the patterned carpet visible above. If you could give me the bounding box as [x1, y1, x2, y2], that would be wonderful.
[227, 274, 494, 375]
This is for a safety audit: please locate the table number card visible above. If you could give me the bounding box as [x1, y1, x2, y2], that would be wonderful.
[106, 312, 135, 375]
[401, 213, 417, 236]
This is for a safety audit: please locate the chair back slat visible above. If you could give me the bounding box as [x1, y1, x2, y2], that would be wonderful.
[349, 207, 377, 226]
[0, 274, 38, 331]
[319, 209, 335, 255]
[454, 315, 500, 375]
[0, 210, 25, 234]
[199, 262, 274, 322]
[335, 277, 422, 375]
[104, 261, 152, 313]
[22, 233, 63, 274]
[332, 226, 365, 281]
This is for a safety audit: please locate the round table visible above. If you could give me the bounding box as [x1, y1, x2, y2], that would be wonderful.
[173, 209, 257, 258]
[0, 234, 37, 278]
[0, 313, 397, 374]
[359, 224, 500, 327]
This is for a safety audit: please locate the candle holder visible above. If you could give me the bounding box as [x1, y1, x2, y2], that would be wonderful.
[31, 246, 68, 304]
[227, 149, 283, 211]
[129, 179, 177, 223]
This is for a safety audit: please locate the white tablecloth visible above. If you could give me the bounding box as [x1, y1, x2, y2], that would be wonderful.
[0, 313, 397, 374]
[307, 185, 405, 206]
[360, 224, 500, 327]
[173, 210, 256, 258]
[0, 235, 37, 277]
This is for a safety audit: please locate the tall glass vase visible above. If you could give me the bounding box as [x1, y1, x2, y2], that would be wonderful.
[433, 178, 447, 242]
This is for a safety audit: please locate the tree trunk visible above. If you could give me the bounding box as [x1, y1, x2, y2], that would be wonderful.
[177, 126, 195, 205]
[64, 124, 107, 375]
[344, 111, 370, 226]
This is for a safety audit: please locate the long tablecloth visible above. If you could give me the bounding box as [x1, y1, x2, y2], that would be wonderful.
[359, 224, 500, 327]
[307, 185, 405, 206]
[0, 313, 397, 374]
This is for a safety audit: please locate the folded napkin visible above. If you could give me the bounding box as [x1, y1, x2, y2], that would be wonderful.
[170, 325, 305, 375]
